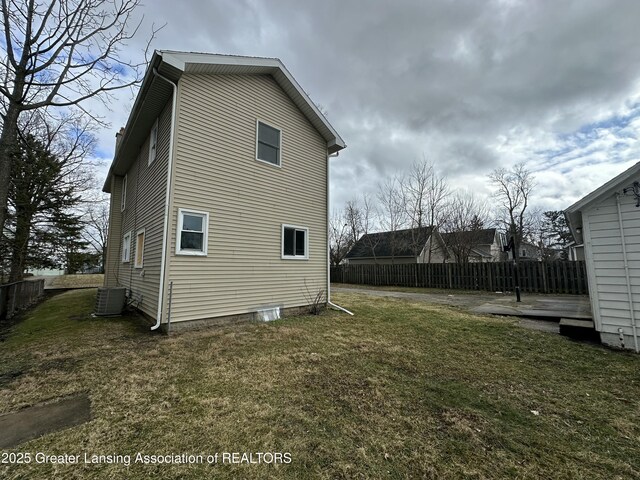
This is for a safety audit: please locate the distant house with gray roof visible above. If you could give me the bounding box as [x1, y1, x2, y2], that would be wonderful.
[345, 226, 446, 264]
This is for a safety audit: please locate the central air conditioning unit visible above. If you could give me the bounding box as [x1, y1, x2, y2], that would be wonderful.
[95, 287, 126, 316]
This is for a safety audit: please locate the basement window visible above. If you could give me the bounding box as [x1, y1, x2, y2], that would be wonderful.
[135, 229, 145, 268]
[282, 225, 308, 259]
[256, 121, 281, 166]
[177, 209, 209, 256]
[122, 231, 131, 262]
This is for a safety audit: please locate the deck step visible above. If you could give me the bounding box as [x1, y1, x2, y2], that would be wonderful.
[559, 318, 599, 341]
[559, 318, 594, 329]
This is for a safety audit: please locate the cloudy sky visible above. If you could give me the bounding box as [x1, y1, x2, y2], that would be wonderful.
[95, 0, 640, 216]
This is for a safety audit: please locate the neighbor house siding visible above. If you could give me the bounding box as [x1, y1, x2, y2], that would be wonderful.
[104, 175, 123, 287]
[113, 100, 172, 319]
[583, 194, 640, 340]
[166, 73, 328, 324]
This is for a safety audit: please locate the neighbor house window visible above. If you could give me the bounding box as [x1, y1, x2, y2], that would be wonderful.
[256, 121, 281, 166]
[134, 229, 145, 268]
[177, 209, 209, 256]
[521, 249, 527, 257]
[148, 119, 158, 165]
[121, 174, 127, 211]
[282, 225, 308, 259]
[122, 231, 131, 262]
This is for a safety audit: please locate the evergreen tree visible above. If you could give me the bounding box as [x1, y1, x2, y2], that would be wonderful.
[3, 133, 86, 281]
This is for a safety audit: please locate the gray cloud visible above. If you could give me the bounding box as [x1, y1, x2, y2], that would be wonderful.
[96, 0, 640, 214]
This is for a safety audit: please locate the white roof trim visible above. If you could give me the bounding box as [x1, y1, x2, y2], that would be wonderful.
[157, 51, 346, 151]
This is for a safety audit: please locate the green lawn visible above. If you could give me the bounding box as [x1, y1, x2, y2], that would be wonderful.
[332, 282, 491, 295]
[47, 274, 104, 288]
[0, 289, 638, 479]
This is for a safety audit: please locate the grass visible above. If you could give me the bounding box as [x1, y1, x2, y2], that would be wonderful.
[332, 282, 499, 295]
[47, 274, 104, 288]
[0, 289, 639, 479]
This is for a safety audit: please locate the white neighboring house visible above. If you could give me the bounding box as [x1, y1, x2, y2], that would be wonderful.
[565, 162, 640, 352]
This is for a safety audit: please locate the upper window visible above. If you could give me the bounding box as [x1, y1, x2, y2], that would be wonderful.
[121, 174, 127, 211]
[177, 209, 209, 256]
[135, 229, 145, 268]
[282, 225, 308, 260]
[256, 121, 281, 166]
[148, 119, 158, 165]
[122, 231, 131, 262]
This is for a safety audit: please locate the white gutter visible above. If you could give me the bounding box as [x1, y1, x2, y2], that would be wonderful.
[326, 149, 353, 316]
[151, 67, 178, 331]
[616, 194, 639, 352]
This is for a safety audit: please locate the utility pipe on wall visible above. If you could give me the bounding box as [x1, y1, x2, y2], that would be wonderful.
[326, 149, 353, 316]
[151, 67, 178, 331]
[616, 194, 639, 352]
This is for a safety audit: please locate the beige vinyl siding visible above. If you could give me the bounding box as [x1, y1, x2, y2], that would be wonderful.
[584, 194, 640, 335]
[113, 100, 172, 318]
[104, 175, 123, 287]
[166, 73, 328, 323]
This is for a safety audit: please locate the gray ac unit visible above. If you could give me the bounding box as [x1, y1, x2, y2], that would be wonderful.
[95, 287, 126, 316]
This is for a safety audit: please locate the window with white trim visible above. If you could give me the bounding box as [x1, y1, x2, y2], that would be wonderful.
[256, 121, 281, 166]
[148, 119, 158, 165]
[122, 231, 131, 262]
[134, 229, 145, 268]
[177, 209, 209, 255]
[282, 225, 308, 259]
[121, 174, 127, 211]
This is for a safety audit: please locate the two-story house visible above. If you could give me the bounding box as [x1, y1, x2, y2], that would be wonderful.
[102, 51, 346, 331]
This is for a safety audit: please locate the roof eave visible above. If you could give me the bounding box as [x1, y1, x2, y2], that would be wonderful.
[103, 51, 168, 193]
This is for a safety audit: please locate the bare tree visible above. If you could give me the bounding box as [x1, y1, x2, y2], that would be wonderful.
[376, 176, 407, 264]
[401, 159, 449, 262]
[329, 209, 349, 267]
[356, 193, 383, 262]
[0, 0, 159, 235]
[441, 190, 492, 263]
[344, 200, 363, 247]
[82, 194, 109, 272]
[488, 162, 536, 263]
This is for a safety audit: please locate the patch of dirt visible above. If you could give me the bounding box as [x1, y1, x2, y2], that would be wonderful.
[0, 393, 91, 448]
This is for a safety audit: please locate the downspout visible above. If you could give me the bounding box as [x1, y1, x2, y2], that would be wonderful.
[326, 149, 354, 316]
[151, 67, 178, 331]
[616, 194, 639, 352]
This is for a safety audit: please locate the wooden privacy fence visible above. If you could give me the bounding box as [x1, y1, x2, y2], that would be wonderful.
[0, 279, 45, 320]
[331, 261, 588, 295]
